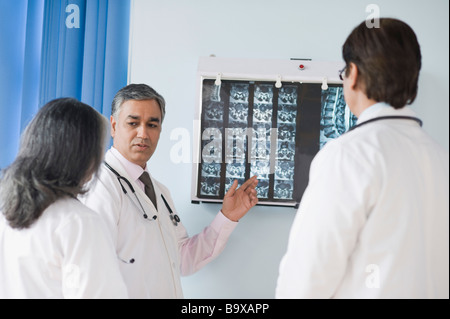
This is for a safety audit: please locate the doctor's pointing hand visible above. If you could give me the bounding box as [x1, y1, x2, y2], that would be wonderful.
[81, 83, 258, 299]
[222, 177, 259, 222]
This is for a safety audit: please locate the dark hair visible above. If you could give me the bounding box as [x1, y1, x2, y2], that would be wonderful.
[111, 83, 166, 122]
[0, 98, 108, 229]
[342, 18, 422, 108]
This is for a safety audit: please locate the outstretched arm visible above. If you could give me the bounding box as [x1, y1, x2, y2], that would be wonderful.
[177, 176, 259, 275]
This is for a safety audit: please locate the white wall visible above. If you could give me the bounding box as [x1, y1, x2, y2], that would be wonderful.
[128, 0, 449, 298]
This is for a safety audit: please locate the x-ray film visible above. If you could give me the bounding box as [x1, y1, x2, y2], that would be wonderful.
[320, 86, 357, 148]
[196, 80, 354, 206]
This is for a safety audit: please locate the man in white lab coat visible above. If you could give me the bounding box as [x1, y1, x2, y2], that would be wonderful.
[276, 18, 449, 298]
[81, 84, 258, 298]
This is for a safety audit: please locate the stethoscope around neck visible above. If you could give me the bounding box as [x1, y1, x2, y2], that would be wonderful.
[347, 115, 423, 132]
[104, 161, 180, 226]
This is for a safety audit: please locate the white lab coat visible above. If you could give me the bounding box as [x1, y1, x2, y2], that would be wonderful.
[0, 198, 128, 299]
[80, 150, 237, 299]
[276, 103, 449, 299]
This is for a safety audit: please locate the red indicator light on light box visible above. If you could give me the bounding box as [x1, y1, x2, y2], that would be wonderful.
[299, 64, 305, 70]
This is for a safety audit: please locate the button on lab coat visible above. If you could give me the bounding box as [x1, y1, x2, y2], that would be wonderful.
[81, 150, 237, 298]
[0, 198, 128, 299]
[276, 104, 449, 298]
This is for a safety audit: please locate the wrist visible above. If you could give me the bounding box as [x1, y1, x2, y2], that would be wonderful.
[220, 209, 238, 222]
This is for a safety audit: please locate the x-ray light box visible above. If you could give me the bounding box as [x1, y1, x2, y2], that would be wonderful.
[191, 57, 356, 208]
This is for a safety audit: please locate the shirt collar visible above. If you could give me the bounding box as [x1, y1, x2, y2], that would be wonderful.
[110, 147, 146, 183]
[357, 102, 390, 124]
[356, 102, 418, 125]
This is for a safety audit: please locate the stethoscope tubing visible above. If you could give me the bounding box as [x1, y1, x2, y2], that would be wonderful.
[348, 116, 422, 132]
[104, 162, 179, 225]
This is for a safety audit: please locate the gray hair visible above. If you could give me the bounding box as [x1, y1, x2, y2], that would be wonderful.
[0, 98, 108, 229]
[111, 84, 166, 122]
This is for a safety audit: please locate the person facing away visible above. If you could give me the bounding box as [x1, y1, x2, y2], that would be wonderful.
[276, 18, 449, 299]
[0, 98, 128, 299]
[80, 83, 259, 298]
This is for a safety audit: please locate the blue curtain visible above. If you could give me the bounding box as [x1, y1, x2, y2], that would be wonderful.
[0, 0, 130, 169]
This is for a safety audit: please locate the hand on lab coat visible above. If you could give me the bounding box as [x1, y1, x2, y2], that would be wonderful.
[221, 176, 258, 222]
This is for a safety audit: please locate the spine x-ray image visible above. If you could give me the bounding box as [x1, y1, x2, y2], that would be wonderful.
[273, 85, 298, 200]
[320, 86, 357, 148]
[197, 80, 354, 206]
[224, 83, 250, 194]
[250, 84, 274, 198]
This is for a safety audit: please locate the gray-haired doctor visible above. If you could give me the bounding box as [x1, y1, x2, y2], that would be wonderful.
[81, 83, 258, 299]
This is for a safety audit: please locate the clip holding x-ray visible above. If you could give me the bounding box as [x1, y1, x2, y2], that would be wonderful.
[275, 75, 282, 88]
[321, 77, 328, 90]
[215, 73, 222, 86]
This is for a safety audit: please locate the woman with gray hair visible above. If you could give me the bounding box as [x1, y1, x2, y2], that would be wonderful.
[0, 98, 127, 298]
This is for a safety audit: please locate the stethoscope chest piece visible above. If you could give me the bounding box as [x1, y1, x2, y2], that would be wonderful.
[161, 194, 181, 226]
